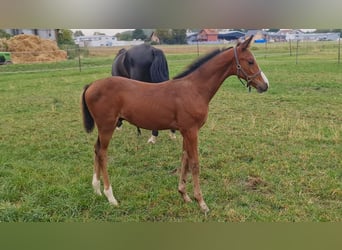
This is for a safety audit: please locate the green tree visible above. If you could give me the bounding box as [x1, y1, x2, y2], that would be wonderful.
[155, 29, 172, 44]
[116, 31, 133, 41]
[132, 29, 147, 40]
[268, 29, 280, 33]
[73, 30, 84, 37]
[171, 29, 187, 44]
[57, 29, 75, 46]
[0, 29, 11, 39]
[155, 29, 187, 44]
[93, 32, 105, 36]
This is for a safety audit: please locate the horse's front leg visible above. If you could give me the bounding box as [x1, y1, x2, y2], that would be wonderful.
[182, 129, 209, 213]
[184, 129, 209, 213]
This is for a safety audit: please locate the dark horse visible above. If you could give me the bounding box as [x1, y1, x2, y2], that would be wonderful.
[82, 36, 269, 213]
[112, 43, 176, 144]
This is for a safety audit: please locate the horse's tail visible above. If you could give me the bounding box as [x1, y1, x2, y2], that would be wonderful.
[150, 49, 169, 83]
[81, 84, 94, 133]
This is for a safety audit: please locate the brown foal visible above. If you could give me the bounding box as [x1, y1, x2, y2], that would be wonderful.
[81, 36, 269, 213]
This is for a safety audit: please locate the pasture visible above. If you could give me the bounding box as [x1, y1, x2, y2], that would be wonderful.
[0, 43, 341, 221]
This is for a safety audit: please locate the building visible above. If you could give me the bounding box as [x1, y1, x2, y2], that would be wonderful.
[245, 30, 268, 43]
[5, 29, 57, 40]
[218, 31, 245, 41]
[197, 29, 218, 42]
[74, 35, 145, 47]
[284, 30, 340, 41]
[74, 35, 117, 47]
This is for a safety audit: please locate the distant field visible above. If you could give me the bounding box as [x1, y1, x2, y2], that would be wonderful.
[0, 43, 341, 221]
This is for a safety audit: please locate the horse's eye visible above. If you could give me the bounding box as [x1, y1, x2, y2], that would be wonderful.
[248, 59, 254, 65]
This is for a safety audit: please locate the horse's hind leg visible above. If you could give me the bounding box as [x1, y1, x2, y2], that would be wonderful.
[147, 130, 158, 144]
[94, 126, 118, 206]
[169, 129, 177, 140]
[115, 118, 123, 131]
[178, 140, 192, 203]
[92, 137, 102, 196]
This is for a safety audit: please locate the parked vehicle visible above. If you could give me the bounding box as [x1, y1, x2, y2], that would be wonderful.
[0, 52, 13, 65]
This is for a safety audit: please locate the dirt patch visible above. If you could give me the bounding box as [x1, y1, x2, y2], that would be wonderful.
[0, 34, 67, 64]
[246, 176, 267, 190]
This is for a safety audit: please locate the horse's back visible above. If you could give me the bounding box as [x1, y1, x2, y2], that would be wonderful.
[111, 43, 169, 84]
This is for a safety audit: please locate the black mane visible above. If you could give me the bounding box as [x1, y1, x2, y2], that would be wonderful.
[173, 47, 232, 79]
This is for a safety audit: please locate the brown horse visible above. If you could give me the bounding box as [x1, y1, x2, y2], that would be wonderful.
[81, 36, 269, 213]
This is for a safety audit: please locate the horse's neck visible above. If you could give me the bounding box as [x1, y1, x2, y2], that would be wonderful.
[191, 49, 235, 102]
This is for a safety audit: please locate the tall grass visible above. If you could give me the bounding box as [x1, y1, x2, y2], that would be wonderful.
[0, 44, 341, 221]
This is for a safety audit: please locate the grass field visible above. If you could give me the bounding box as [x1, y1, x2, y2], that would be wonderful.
[0, 43, 341, 222]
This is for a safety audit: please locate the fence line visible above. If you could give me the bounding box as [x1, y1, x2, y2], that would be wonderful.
[1, 40, 340, 74]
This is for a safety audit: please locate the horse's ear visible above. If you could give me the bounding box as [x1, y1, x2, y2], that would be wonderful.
[240, 35, 254, 50]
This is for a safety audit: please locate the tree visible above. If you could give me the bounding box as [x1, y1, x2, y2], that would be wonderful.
[93, 32, 105, 36]
[155, 29, 172, 44]
[0, 29, 11, 39]
[171, 29, 187, 44]
[57, 29, 75, 46]
[268, 29, 280, 33]
[73, 30, 84, 37]
[116, 31, 133, 41]
[155, 29, 187, 44]
[132, 29, 147, 40]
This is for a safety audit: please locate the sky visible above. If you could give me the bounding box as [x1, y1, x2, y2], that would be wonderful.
[70, 29, 317, 36]
[70, 29, 133, 36]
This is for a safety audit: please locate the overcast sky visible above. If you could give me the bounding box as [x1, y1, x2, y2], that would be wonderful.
[70, 28, 317, 36]
[70, 29, 133, 35]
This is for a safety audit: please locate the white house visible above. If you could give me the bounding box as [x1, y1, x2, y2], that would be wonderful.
[74, 35, 118, 47]
[74, 35, 145, 47]
[281, 30, 340, 41]
[5, 29, 57, 40]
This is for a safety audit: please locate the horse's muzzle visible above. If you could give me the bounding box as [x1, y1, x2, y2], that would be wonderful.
[256, 83, 268, 93]
[257, 71, 269, 93]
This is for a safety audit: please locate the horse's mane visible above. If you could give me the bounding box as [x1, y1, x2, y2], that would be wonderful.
[173, 47, 232, 79]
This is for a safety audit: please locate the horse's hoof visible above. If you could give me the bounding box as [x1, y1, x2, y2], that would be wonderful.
[169, 132, 177, 140]
[199, 202, 210, 214]
[109, 199, 119, 206]
[104, 186, 119, 206]
[183, 194, 192, 203]
[147, 136, 157, 144]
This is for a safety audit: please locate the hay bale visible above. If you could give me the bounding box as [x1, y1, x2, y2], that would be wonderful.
[5, 34, 67, 64]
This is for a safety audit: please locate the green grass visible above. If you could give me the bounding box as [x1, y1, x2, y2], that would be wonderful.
[0, 44, 341, 221]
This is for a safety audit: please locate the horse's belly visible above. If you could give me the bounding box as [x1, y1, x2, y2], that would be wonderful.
[121, 105, 176, 130]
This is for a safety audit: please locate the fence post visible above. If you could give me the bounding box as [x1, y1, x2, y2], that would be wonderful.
[296, 40, 299, 64]
[264, 40, 268, 59]
[338, 35, 341, 64]
[78, 47, 81, 72]
[196, 40, 199, 57]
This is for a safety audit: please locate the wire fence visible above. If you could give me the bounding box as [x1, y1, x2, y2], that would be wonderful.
[0, 40, 341, 74]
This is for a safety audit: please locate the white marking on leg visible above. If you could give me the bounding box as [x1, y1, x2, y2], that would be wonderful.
[147, 135, 157, 144]
[104, 186, 119, 206]
[92, 173, 102, 196]
[199, 201, 209, 214]
[261, 71, 269, 87]
[169, 131, 177, 140]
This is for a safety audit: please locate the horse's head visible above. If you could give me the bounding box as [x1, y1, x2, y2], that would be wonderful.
[234, 35, 269, 93]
